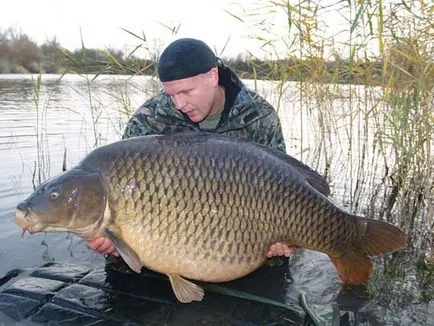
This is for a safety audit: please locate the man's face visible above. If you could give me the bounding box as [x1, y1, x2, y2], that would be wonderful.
[162, 68, 219, 123]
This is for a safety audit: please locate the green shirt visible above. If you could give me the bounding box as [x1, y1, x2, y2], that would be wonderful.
[199, 108, 224, 130]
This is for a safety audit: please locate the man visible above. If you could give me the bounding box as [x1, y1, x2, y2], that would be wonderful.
[88, 38, 293, 259]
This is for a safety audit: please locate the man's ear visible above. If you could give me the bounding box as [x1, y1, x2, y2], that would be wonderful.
[209, 67, 219, 87]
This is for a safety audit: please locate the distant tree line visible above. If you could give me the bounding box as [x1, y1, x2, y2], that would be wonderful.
[223, 55, 383, 85]
[0, 27, 155, 75]
[1, 27, 64, 73]
[0, 27, 386, 85]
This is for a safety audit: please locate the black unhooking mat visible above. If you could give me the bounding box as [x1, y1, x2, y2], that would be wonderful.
[0, 259, 358, 325]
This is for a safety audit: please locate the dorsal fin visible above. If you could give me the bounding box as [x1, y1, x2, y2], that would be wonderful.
[201, 132, 331, 196]
[204, 133, 330, 196]
[264, 147, 330, 197]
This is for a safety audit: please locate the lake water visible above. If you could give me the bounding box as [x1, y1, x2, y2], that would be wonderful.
[0, 74, 432, 325]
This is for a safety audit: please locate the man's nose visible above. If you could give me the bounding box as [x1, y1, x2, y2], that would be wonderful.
[172, 95, 187, 110]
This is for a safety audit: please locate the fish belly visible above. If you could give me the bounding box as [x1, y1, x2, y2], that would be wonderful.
[119, 221, 266, 282]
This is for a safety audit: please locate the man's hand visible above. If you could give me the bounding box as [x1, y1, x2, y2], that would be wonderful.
[87, 237, 119, 257]
[88, 238, 293, 259]
[267, 242, 294, 258]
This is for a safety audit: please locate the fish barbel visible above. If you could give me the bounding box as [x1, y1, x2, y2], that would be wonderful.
[13, 133, 407, 303]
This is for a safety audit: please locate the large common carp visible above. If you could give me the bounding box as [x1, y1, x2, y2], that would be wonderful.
[14, 133, 407, 303]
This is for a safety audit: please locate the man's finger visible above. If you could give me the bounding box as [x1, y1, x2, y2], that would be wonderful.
[87, 237, 105, 250]
[88, 237, 119, 256]
[283, 247, 294, 257]
[266, 242, 295, 258]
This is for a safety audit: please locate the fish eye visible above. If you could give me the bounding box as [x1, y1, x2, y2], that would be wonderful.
[50, 191, 59, 199]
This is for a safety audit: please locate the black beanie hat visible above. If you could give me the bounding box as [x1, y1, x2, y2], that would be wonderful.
[158, 38, 218, 82]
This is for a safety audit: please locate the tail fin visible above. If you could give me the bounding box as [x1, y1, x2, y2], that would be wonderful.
[329, 217, 407, 285]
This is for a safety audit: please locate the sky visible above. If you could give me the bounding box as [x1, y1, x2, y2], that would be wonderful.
[0, 0, 356, 59]
[0, 0, 279, 58]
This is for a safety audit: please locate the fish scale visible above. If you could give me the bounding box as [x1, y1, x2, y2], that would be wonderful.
[14, 133, 407, 303]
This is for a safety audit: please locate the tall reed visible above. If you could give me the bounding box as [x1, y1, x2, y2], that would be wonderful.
[231, 0, 433, 304]
[62, 31, 163, 143]
[31, 74, 51, 188]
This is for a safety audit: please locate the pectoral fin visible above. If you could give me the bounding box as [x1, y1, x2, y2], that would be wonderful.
[168, 274, 205, 303]
[104, 226, 142, 273]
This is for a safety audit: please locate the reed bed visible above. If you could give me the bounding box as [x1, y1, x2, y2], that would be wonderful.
[235, 0, 433, 304]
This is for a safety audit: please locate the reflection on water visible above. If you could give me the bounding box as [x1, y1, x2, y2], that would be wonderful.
[0, 74, 149, 277]
[0, 74, 431, 325]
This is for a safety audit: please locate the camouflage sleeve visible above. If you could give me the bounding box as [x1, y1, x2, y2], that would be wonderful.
[123, 93, 189, 139]
[122, 102, 158, 139]
[122, 115, 152, 139]
[258, 110, 287, 153]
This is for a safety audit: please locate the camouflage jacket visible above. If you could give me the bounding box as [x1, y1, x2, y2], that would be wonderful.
[123, 65, 286, 153]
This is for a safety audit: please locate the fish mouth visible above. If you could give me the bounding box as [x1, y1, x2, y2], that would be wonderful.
[13, 202, 44, 236]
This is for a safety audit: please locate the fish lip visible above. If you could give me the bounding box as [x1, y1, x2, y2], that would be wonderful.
[13, 203, 42, 235]
[13, 202, 100, 237]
